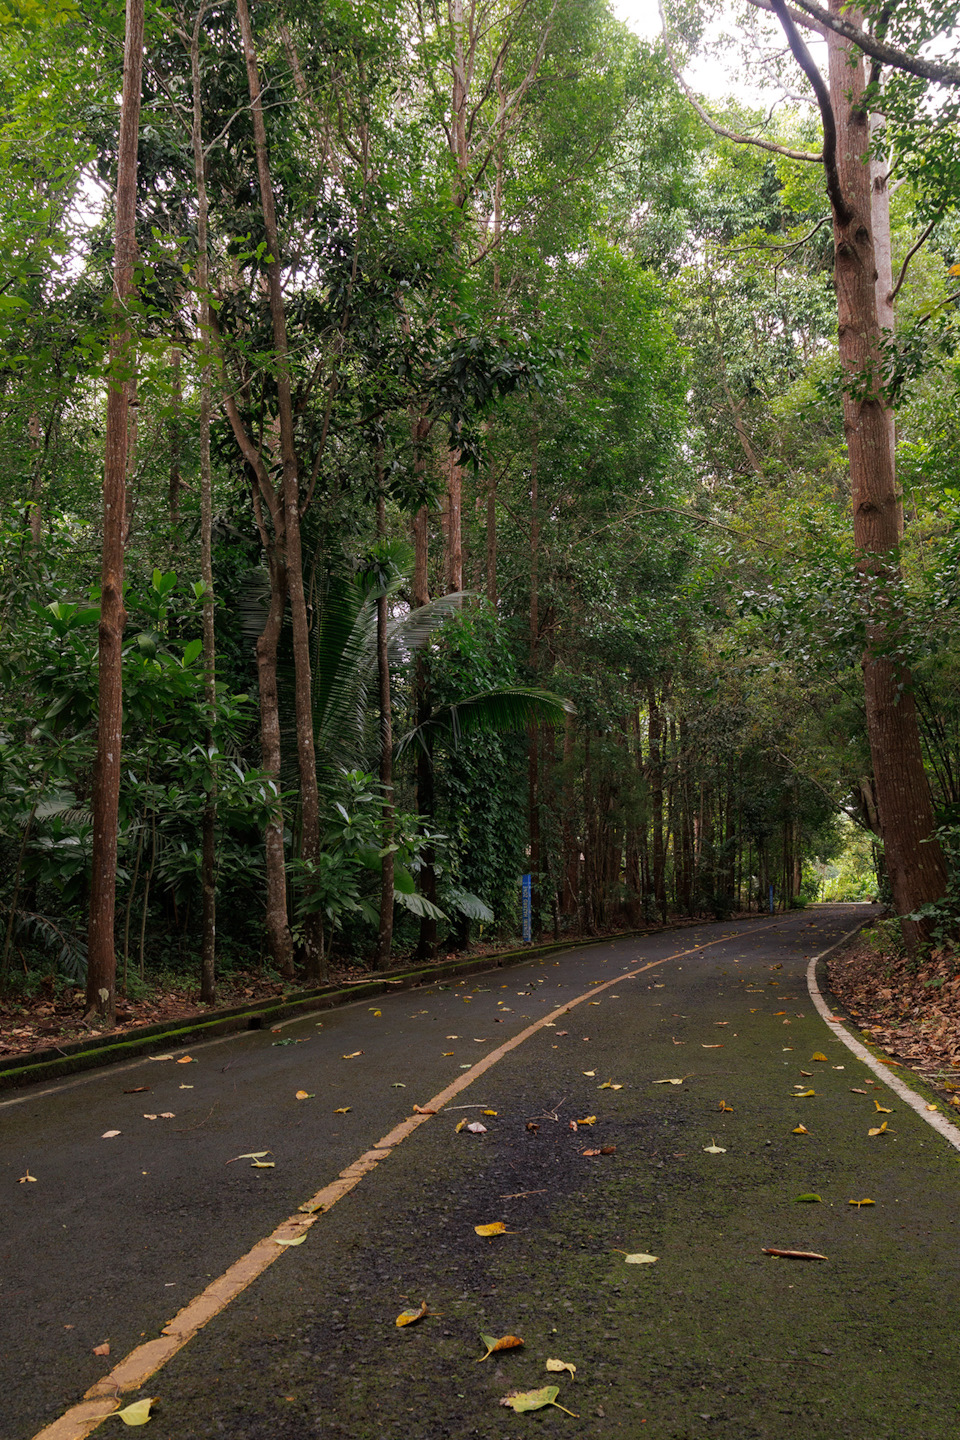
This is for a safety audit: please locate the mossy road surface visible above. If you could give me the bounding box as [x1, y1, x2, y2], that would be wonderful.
[6, 905, 960, 1440]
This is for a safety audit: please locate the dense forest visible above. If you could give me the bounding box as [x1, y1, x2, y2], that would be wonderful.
[3, 0, 960, 1021]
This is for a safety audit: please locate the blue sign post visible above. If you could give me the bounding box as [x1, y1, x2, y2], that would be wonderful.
[769, 884, 775, 914]
[522, 873, 532, 942]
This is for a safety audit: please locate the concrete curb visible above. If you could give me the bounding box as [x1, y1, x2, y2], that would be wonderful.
[807, 920, 960, 1154]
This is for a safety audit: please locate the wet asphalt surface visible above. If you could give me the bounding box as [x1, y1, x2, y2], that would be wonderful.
[4, 904, 960, 1440]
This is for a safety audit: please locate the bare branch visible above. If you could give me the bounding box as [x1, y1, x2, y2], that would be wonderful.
[769, 0, 853, 224]
[779, 0, 960, 87]
[657, 2, 822, 163]
[888, 218, 936, 303]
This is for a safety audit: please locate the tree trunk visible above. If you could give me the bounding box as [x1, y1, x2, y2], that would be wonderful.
[236, 0, 324, 979]
[375, 487, 395, 969]
[189, 22, 217, 1005]
[86, 0, 144, 1024]
[648, 686, 666, 923]
[257, 553, 294, 978]
[824, 2, 946, 942]
[168, 344, 182, 545]
[412, 501, 438, 959]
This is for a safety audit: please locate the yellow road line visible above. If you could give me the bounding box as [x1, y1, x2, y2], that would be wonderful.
[33, 920, 784, 1440]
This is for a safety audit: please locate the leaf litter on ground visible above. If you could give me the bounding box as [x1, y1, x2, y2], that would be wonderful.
[500, 1386, 578, 1416]
[546, 1359, 577, 1379]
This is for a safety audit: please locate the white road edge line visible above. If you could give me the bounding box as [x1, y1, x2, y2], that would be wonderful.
[806, 924, 960, 1154]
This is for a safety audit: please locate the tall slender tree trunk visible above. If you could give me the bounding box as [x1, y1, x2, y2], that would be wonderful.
[237, 0, 324, 978]
[258, 553, 294, 977]
[189, 16, 217, 1003]
[823, 2, 946, 942]
[375, 485, 395, 969]
[527, 426, 540, 937]
[86, 0, 145, 1024]
[412, 495, 438, 959]
[168, 344, 182, 545]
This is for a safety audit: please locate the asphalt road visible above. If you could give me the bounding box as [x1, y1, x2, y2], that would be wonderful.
[5, 904, 960, 1440]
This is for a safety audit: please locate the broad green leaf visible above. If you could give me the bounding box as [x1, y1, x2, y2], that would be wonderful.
[111, 1398, 157, 1426]
[793, 1193, 822, 1203]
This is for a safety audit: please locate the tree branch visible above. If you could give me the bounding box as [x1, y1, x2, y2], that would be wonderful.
[779, 0, 960, 87]
[657, 1, 822, 163]
[888, 218, 936, 303]
[768, 0, 854, 224]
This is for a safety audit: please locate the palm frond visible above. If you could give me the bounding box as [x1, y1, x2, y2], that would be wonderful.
[386, 591, 469, 664]
[396, 687, 573, 755]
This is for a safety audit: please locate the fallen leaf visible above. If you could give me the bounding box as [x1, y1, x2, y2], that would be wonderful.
[867, 1121, 889, 1137]
[229, 1151, 270, 1162]
[413, 1105, 438, 1115]
[557, 1030, 569, 1036]
[703, 1140, 726, 1154]
[794, 1193, 822, 1203]
[717, 1101, 733, 1112]
[598, 1080, 623, 1089]
[371, 1010, 382, 1017]
[600, 1145, 616, 1155]
[525, 1121, 540, 1133]
[178, 1085, 193, 1090]
[274, 1234, 306, 1246]
[774, 1011, 786, 1016]
[793, 1089, 816, 1098]
[799, 1070, 813, 1077]
[124, 1087, 149, 1094]
[111, 1398, 157, 1426]
[850, 1088, 867, 1095]
[446, 1035, 459, 1040]
[582, 1070, 596, 1077]
[653, 1078, 685, 1085]
[251, 1160, 276, 1168]
[295, 1091, 314, 1100]
[849, 1198, 876, 1208]
[455, 1119, 467, 1133]
[101, 1131, 121, 1139]
[811, 1052, 828, 1062]
[546, 1358, 577, 1379]
[18, 1170, 37, 1184]
[395, 1301, 430, 1328]
[143, 1114, 158, 1121]
[873, 1100, 892, 1113]
[792, 1125, 809, 1135]
[342, 1051, 363, 1059]
[701, 1043, 722, 1049]
[475, 1222, 509, 1236]
[926, 1104, 938, 1112]
[466, 1121, 487, 1134]
[149, 1055, 174, 1062]
[159, 1113, 175, 1119]
[500, 1386, 578, 1417]
[176, 1057, 194, 1065]
[93, 1343, 110, 1357]
[391, 1082, 406, 1087]
[623, 1253, 658, 1264]
[334, 1107, 351, 1114]
[761, 1248, 827, 1261]
[442, 1052, 454, 1057]
[576, 1115, 597, 1125]
[477, 1332, 524, 1362]
[583, 1148, 601, 1156]
[474, 1038, 490, 1043]
[832, 1065, 845, 1070]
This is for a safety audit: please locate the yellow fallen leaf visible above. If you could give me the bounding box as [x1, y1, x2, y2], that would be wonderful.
[446, 1035, 459, 1039]
[800, 1070, 813, 1077]
[653, 1078, 685, 1085]
[499, 1385, 577, 1416]
[793, 1089, 816, 1098]
[342, 1051, 363, 1059]
[251, 1160, 275, 1168]
[395, 1300, 430, 1327]
[703, 1140, 726, 1154]
[176, 1056, 194, 1064]
[576, 1116, 597, 1125]
[582, 1070, 596, 1077]
[873, 1100, 892, 1113]
[792, 1125, 808, 1135]
[867, 1121, 889, 1137]
[477, 1332, 524, 1362]
[598, 1079, 622, 1089]
[849, 1198, 876, 1207]
[483, 1109, 498, 1116]
[926, 1104, 938, 1111]
[702, 1043, 722, 1048]
[545, 1358, 577, 1378]
[18, 1171, 37, 1183]
[622, 1252, 658, 1264]
[274, 1234, 306, 1246]
[455, 1119, 467, 1133]
[717, 1101, 733, 1112]
[111, 1398, 157, 1426]
[474, 1222, 510, 1236]
[334, 1107, 350, 1114]
[442, 1051, 454, 1056]
[295, 1090, 314, 1100]
[371, 1010, 381, 1017]
[811, 1052, 828, 1062]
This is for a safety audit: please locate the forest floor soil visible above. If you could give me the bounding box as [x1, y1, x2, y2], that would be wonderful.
[827, 928, 960, 1105]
